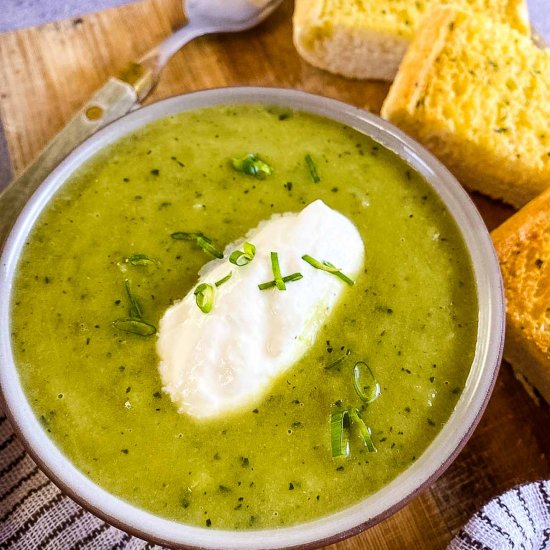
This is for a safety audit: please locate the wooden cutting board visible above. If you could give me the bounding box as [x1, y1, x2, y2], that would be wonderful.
[0, 1, 549, 548]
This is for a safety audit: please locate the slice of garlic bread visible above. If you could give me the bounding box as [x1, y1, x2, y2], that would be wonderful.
[381, 7, 550, 208]
[492, 187, 550, 404]
[293, 0, 530, 81]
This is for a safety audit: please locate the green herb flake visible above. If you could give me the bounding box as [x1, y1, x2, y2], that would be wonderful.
[171, 232, 223, 259]
[232, 153, 273, 179]
[349, 409, 376, 452]
[229, 242, 256, 266]
[113, 318, 157, 336]
[271, 252, 286, 290]
[301, 254, 354, 286]
[258, 272, 302, 290]
[325, 349, 352, 370]
[194, 283, 215, 314]
[196, 236, 223, 259]
[330, 410, 350, 459]
[305, 154, 320, 183]
[171, 231, 203, 241]
[126, 253, 158, 267]
[124, 279, 143, 319]
[215, 272, 233, 287]
[114, 280, 157, 336]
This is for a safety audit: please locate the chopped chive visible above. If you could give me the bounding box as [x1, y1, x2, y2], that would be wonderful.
[325, 355, 347, 370]
[126, 253, 158, 267]
[353, 362, 380, 403]
[171, 231, 203, 241]
[229, 242, 256, 266]
[349, 409, 376, 452]
[171, 232, 223, 259]
[305, 154, 320, 183]
[258, 272, 302, 290]
[196, 236, 223, 259]
[124, 279, 143, 319]
[232, 153, 273, 179]
[271, 252, 286, 290]
[194, 283, 215, 313]
[325, 349, 352, 370]
[330, 410, 350, 458]
[301, 254, 354, 286]
[215, 272, 233, 287]
[113, 318, 156, 336]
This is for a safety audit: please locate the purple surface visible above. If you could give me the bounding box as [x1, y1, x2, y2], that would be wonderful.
[0, 0, 547, 36]
[529, 0, 550, 42]
[0, 0, 136, 33]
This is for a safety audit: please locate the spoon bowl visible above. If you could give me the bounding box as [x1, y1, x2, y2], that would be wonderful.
[185, 0, 284, 30]
[138, 0, 285, 86]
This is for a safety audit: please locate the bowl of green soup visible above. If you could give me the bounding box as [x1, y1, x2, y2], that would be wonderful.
[0, 87, 504, 548]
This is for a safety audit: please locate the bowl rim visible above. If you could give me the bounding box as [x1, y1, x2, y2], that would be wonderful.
[0, 86, 505, 549]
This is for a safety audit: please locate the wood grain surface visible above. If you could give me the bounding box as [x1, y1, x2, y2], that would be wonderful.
[0, 1, 548, 548]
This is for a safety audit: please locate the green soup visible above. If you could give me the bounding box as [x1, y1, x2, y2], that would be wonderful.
[11, 105, 477, 529]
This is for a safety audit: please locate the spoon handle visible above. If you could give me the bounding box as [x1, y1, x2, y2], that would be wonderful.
[0, 78, 137, 247]
[135, 23, 209, 96]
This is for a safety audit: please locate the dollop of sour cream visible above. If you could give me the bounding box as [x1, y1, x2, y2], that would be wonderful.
[157, 200, 364, 419]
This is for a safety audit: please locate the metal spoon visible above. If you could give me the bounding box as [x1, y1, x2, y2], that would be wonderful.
[124, 0, 283, 101]
[0, 0, 283, 243]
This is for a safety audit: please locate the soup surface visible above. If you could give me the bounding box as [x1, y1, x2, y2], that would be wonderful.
[11, 104, 478, 529]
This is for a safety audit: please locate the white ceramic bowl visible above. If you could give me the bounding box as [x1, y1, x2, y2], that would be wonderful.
[0, 87, 505, 549]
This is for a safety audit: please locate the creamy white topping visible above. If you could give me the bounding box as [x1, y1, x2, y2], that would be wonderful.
[157, 200, 364, 419]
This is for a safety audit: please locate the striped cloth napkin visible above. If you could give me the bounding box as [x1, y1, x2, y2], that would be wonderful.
[448, 480, 550, 550]
[0, 408, 164, 550]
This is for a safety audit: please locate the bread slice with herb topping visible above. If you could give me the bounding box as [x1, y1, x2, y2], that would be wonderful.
[381, 7, 550, 208]
[292, 0, 530, 81]
[492, 186, 550, 404]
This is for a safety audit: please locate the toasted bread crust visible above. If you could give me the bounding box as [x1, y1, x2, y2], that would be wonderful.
[382, 7, 550, 208]
[293, 0, 408, 81]
[380, 8, 456, 119]
[292, 1, 530, 82]
[492, 187, 550, 404]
